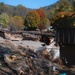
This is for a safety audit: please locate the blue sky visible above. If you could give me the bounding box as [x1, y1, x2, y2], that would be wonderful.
[0, 0, 58, 9]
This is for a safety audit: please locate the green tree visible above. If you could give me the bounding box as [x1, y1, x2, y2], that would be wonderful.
[39, 18, 50, 29]
[24, 10, 40, 28]
[0, 2, 4, 14]
[0, 13, 9, 28]
[46, 8, 56, 20]
[58, 0, 73, 12]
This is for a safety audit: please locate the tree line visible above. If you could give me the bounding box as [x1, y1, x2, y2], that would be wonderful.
[1, 0, 75, 31]
[0, 2, 50, 31]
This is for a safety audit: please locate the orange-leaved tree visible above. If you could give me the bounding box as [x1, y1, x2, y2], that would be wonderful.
[36, 8, 50, 30]
[9, 16, 24, 31]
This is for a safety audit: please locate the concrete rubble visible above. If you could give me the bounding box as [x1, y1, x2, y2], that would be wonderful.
[34, 41, 60, 60]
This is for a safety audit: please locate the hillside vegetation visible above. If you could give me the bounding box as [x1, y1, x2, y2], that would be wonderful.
[0, 0, 75, 30]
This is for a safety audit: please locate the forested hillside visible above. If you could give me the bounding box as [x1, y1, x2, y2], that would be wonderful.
[0, 0, 75, 31]
[43, 0, 75, 19]
[0, 2, 32, 17]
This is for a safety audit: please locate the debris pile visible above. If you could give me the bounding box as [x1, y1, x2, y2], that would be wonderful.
[22, 33, 40, 41]
[0, 39, 61, 75]
[5, 33, 23, 41]
[0, 39, 75, 75]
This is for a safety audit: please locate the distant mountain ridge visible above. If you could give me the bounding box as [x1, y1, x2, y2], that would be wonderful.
[42, 1, 59, 11]
[0, 0, 74, 18]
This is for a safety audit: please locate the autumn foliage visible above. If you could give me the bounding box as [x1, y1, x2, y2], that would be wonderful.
[38, 24, 46, 31]
[9, 16, 24, 30]
[36, 9, 50, 30]
[51, 12, 75, 29]
[36, 9, 46, 19]
[24, 10, 40, 28]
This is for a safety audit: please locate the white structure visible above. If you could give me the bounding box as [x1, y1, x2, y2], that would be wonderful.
[48, 26, 54, 31]
[34, 41, 60, 60]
